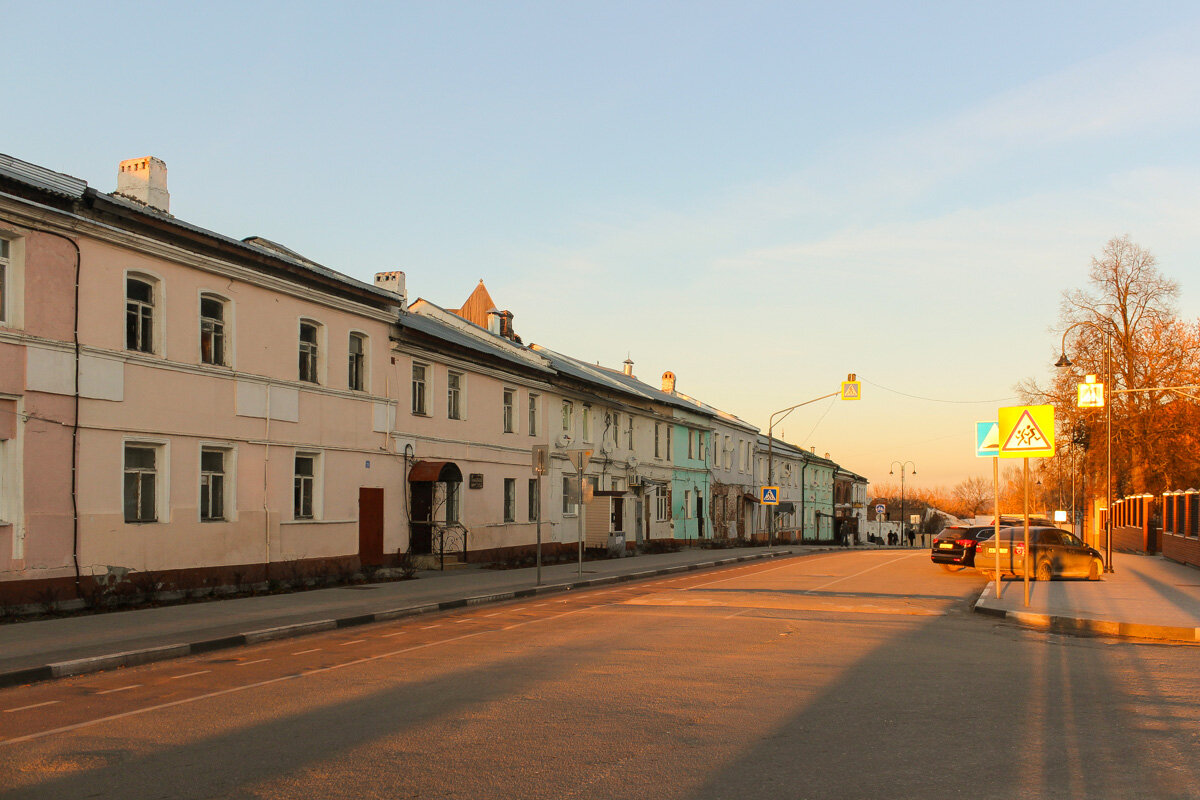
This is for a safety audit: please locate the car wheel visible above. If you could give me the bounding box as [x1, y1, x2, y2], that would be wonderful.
[1035, 560, 1053, 582]
[939, 564, 965, 573]
[1088, 558, 1103, 581]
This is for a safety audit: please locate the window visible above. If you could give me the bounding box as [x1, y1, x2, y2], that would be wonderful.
[656, 489, 670, 522]
[446, 481, 460, 524]
[610, 477, 624, 492]
[561, 400, 573, 433]
[124, 444, 158, 523]
[503, 388, 515, 433]
[655, 424, 662, 459]
[625, 415, 634, 450]
[447, 371, 463, 419]
[412, 363, 428, 415]
[684, 489, 693, 518]
[528, 393, 539, 436]
[503, 478, 516, 522]
[126, 276, 155, 353]
[528, 478, 539, 521]
[200, 448, 226, 521]
[0, 238, 8, 324]
[562, 475, 577, 516]
[294, 453, 317, 519]
[666, 426, 672, 458]
[199, 295, 226, 366]
[348, 333, 366, 391]
[582, 406, 592, 442]
[687, 430, 694, 459]
[723, 436, 731, 470]
[298, 321, 320, 383]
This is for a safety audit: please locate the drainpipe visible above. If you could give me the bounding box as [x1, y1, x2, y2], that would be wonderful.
[5, 220, 82, 592]
[800, 458, 808, 543]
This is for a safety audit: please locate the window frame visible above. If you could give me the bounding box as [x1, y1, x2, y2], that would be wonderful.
[411, 362, 429, 415]
[582, 405, 593, 442]
[348, 331, 368, 392]
[562, 475, 577, 517]
[199, 445, 235, 522]
[503, 477, 517, 523]
[123, 440, 168, 524]
[447, 370, 464, 420]
[528, 478, 539, 521]
[297, 319, 324, 384]
[125, 272, 162, 356]
[198, 292, 230, 367]
[502, 387, 516, 433]
[528, 393, 539, 436]
[561, 400, 573, 434]
[293, 451, 322, 520]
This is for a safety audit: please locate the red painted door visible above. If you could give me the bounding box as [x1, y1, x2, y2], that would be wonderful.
[359, 488, 385, 567]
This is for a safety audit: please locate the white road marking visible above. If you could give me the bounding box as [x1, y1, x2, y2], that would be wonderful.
[483, 612, 501, 617]
[168, 671, 211, 680]
[292, 648, 322, 655]
[379, 631, 405, 638]
[95, 684, 141, 695]
[4, 701, 60, 713]
[339, 640, 365, 646]
[237, 659, 270, 666]
[420, 625, 440, 629]
[804, 553, 918, 593]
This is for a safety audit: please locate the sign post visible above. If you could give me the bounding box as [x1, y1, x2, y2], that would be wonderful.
[998, 405, 1055, 608]
[975, 421, 1001, 598]
[532, 445, 548, 585]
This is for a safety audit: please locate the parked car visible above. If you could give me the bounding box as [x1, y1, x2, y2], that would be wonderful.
[930, 525, 999, 571]
[975, 527, 1105, 581]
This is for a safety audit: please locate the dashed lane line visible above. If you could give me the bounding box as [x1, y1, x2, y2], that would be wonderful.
[292, 649, 322, 655]
[237, 659, 270, 667]
[95, 684, 142, 695]
[4, 701, 60, 713]
[339, 640, 365, 647]
[168, 671, 211, 680]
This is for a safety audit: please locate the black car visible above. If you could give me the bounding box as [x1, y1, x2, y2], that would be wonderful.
[975, 526, 1105, 581]
[930, 525, 998, 571]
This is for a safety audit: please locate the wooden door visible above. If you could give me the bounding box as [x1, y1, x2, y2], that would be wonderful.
[358, 488, 385, 566]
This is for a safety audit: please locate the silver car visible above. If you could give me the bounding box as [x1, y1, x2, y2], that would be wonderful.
[976, 526, 1105, 581]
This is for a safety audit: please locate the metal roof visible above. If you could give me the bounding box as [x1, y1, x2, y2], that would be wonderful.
[532, 346, 715, 418]
[397, 311, 554, 375]
[0, 153, 88, 199]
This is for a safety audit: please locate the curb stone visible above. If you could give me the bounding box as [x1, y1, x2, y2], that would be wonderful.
[0, 548, 826, 689]
[972, 582, 1200, 643]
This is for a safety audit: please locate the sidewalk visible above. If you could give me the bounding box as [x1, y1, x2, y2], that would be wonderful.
[0, 546, 814, 688]
[974, 552, 1200, 642]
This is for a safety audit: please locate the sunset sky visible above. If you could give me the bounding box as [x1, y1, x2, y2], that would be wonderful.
[6, 1, 1199, 489]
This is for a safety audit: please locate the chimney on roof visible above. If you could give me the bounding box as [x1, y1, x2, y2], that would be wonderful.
[117, 157, 169, 213]
[661, 371, 676, 393]
[373, 271, 407, 307]
[487, 309, 502, 335]
[825, 452, 830, 459]
[623, 357, 634, 376]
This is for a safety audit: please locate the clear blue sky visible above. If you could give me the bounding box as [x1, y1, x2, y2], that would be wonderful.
[6, 1, 1200, 491]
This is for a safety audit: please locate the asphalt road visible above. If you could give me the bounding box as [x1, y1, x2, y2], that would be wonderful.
[2, 550, 1198, 799]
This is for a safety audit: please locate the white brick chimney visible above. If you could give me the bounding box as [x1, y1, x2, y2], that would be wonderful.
[374, 271, 407, 307]
[117, 157, 170, 213]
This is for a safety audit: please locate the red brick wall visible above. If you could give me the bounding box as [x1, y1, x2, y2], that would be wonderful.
[1161, 533, 1200, 569]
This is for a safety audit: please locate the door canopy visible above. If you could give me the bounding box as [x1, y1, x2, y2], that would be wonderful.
[407, 460, 464, 483]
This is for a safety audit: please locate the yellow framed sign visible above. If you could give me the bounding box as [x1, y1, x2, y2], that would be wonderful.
[998, 405, 1055, 459]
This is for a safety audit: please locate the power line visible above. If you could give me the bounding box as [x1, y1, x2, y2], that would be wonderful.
[862, 378, 1018, 405]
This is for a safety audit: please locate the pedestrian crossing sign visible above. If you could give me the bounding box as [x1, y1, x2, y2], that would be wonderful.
[998, 405, 1055, 459]
[1077, 375, 1105, 408]
[840, 379, 861, 400]
[975, 421, 1000, 458]
[760, 486, 780, 505]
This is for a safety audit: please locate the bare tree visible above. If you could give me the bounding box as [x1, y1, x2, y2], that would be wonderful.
[951, 476, 992, 517]
[1026, 235, 1200, 497]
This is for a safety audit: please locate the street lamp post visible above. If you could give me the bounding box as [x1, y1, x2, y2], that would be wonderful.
[1056, 321, 1113, 573]
[767, 391, 839, 548]
[890, 461, 916, 546]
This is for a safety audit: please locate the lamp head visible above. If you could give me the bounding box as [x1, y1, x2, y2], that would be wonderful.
[1055, 353, 1073, 368]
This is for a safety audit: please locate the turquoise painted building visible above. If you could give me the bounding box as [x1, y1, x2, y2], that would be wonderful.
[670, 409, 712, 540]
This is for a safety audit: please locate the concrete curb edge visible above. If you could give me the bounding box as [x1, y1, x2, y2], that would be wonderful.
[972, 581, 1200, 643]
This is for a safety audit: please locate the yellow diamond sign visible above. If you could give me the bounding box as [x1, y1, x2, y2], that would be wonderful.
[998, 405, 1055, 459]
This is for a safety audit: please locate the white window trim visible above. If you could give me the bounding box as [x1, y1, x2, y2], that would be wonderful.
[447, 370, 466, 420]
[0, 395, 25, 559]
[348, 330, 370, 392]
[411, 361, 430, 416]
[503, 477, 517, 523]
[198, 291, 234, 369]
[582, 405, 593, 443]
[293, 450, 324, 521]
[297, 317, 325, 385]
[125, 269, 166, 358]
[123, 438, 170, 524]
[527, 392, 539, 437]
[0, 232, 25, 329]
[562, 475, 578, 517]
[198, 442, 237, 523]
[502, 387, 517, 434]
